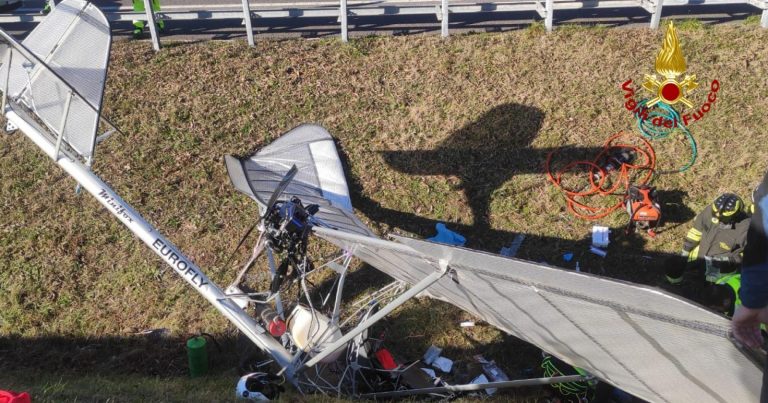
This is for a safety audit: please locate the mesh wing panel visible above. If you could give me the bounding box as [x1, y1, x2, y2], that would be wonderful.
[313, 227, 762, 403]
[0, 0, 109, 159]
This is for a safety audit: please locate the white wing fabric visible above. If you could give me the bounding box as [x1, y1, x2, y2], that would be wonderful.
[225, 124, 374, 237]
[0, 0, 110, 160]
[313, 226, 762, 403]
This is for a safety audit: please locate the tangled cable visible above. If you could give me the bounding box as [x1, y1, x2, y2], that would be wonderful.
[635, 99, 697, 174]
[545, 132, 656, 221]
[546, 99, 699, 221]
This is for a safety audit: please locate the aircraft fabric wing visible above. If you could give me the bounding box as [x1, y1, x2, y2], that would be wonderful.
[313, 226, 762, 403]
[225, 124, 374, 237]
[0, 0, 110, 160]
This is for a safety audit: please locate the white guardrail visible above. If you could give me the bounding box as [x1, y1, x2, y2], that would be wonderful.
[1, 0, 766, 51]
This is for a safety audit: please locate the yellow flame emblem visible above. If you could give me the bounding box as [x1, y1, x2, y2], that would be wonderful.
[642, 22, 698, 108]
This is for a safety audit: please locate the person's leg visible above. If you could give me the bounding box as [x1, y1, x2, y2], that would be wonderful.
[152, 0, 165, 30]
[132, 0, 147, 38]
[664, 255, 686, 284]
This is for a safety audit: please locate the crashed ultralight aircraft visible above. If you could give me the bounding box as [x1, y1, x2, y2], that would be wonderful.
[0, 1, 762, 401]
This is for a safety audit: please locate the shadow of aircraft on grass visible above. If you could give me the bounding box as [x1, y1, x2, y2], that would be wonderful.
[341, 103, 696, 288]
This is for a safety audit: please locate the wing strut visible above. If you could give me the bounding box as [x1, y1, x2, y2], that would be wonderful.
[298, 260, 450, 369]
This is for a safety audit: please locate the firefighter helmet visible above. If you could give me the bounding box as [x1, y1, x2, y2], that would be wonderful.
[712, 193, 743, 224]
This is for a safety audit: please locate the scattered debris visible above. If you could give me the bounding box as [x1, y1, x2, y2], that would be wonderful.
[136, 328, 170, 340]
[590, 246, 607, 258]
[421, 368, 437, 379]
[575, 262, 581, 272]
[423, 345, 442, 365]
[460, 321, 475, 328]
[432, 356, 454, 373]
[591, 226, 609, 257]
[592, 226, 610, 248]
[475, 355, 510, 395]
[563, 253, 574, 262]
[427, 223, 466, 246]
[374, 348, 399, 370]
[471, 373, 493, 395]
[500, 234, 526, 257]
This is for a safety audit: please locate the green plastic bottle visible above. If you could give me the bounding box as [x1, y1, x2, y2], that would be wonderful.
[186, 336, 208, 377]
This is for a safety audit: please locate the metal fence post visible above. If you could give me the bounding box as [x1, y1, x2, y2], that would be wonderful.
[762, 8, 767, 28]
[340, 0, 348, 42]
[241, 0, 255, 46]
[545, 0, 553, 32]
[441, 0, 449, 37]
[650, 0, 663, 29]
[142, 0, 160, 51]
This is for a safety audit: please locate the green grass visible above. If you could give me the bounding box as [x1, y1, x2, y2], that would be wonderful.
[1, 370, 360, 402]
[0, 371, 242, 403]
[744, 14, 762, 25]
[1, 23, 768, 401]
[671, 18, 706, 30]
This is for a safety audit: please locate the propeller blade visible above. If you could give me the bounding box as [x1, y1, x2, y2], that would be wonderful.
[224, 218, 261, 269]
[223, 165, 299, 270]
[262, 165, 298, 219]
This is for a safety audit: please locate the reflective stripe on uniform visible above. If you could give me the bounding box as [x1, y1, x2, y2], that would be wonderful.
[666, 275, 683, 284]
[686, 245, 700, 262]
[686, 227, 702, 242]
[716, 273, 742, 307]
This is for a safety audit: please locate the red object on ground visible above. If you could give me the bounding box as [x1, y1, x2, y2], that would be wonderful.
[374, 348, 398, 370]
[0, 390, 31, 403]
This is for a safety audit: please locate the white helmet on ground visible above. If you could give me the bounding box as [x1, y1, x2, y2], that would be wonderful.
[235, 372, 284, 401]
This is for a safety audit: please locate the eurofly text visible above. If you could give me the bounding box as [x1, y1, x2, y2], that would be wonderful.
[621, 79, 720, 127]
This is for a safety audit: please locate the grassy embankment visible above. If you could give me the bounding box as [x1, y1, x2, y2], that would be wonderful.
[1, 18, 767, 401]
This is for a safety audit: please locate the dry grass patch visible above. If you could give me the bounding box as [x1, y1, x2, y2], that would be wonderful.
[1, 23, 767, 400]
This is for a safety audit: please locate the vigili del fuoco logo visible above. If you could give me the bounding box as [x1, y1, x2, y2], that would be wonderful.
[621, 21, 720, 128]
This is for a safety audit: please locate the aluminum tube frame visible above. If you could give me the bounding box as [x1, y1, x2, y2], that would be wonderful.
[340, 0, 348, 42]
[302, 262, 448, 368]
[545, 0, 554, 31]
[53, 90, 73, 159]
[2, 48, 12, 117]
[650, 0, 663, 29]
[4, 106, 296, 382]
[441, 0, 449, 37]
[142, 0, 160, 51]
[330, 256, 351, 325]
[241, 0, 255, 46]
[266, 247, 285, 317]
[361, 375, 590, 398]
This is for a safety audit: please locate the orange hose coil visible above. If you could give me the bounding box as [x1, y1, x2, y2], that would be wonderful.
[545, 132, 656, 220]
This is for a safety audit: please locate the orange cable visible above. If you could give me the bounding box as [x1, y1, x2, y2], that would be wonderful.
[545, 132, 656, 221]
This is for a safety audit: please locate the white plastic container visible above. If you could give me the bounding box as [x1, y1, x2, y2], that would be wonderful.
[592, 226, 610, 248]
[287, 305, 346, 364]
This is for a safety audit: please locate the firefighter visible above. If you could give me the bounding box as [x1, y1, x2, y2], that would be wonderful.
[665, 193, 751, 285]
[132, 0, 165, 39]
